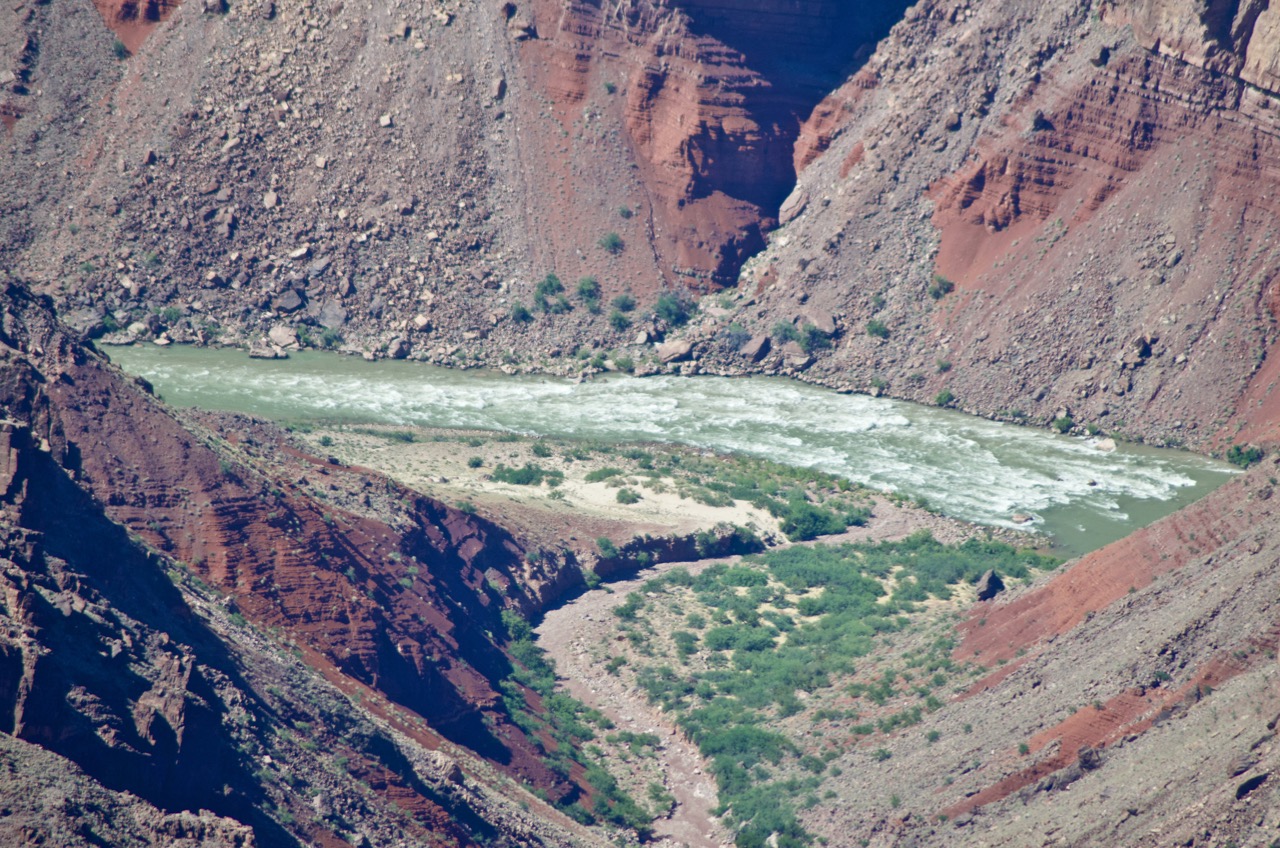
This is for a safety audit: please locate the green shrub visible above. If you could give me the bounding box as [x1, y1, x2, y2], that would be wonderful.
[609, 309, 631, 331]
[511, 302, 533, 323]
[618, 205, 633, 219]
[616, 487, 641, 504]
[492, 463, 563, 486]
[655, 293, 690, 327]
[1226, 444, 1265, 468]
[927, 275, 955, 300]
[799, 323, 832, 353]
[599, 232, 625, 254]
[724, 322, 751, 350]
[585, 467, 624, 482]
[772, 321, 800, 343]
[535, 273, 564, 298]
[778, 500, 846, 542]
[612, 294, 636, 312]
[467, 456, 483, 468]
[867, 319, 890, 339]
[1052, 416, 1074, 434]
[112, 39, 129, 60]
[544, 294, 572, 314]
[576, 276, 601, 308]
[934, 389, 955, 407]
[597, 537, 619, 558]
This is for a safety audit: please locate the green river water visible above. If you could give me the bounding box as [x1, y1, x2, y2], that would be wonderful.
[107, 345, 1235, 558]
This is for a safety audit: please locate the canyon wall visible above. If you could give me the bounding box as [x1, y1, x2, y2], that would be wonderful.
[0, 281, 596, 845]
[684, 0, 1280, 450]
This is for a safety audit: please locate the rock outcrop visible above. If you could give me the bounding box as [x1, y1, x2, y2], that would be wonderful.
[0, 282, 594, 844]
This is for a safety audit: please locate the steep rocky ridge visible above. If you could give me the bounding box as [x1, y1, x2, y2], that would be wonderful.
[0, 281, 613, 845]
[1, 0, 912, 368]
[519, 0, 908, 285]
[699, 0, 1280, 450]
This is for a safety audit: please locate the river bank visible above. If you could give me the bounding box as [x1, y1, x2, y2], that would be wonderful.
[106, 344, 1235, 558]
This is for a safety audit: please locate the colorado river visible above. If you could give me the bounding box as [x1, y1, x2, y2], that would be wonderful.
[108, 345, 1234, 557]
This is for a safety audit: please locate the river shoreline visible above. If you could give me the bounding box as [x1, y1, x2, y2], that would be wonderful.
[104, 342, 1236, 559]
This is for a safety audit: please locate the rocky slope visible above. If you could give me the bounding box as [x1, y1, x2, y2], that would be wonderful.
[0, 279, 622, 845]
[818, 458, 1280, 847]
[699, 0, 1280, 451]
[0, 0, 905, 366]
[7, 0, 1280, 450]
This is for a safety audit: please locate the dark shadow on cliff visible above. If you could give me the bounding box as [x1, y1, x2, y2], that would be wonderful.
[3, 426, 299, 847]
[674, 0, 912, 268]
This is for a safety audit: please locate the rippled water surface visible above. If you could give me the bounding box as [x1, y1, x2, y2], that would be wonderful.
[108, 346, 1235, 557]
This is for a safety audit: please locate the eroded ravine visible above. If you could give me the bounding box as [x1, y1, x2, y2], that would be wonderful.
[533, 502, 980, 846]
[536, 560, 728, 848]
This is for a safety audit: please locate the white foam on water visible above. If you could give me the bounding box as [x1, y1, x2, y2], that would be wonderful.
[109, 347, 1236, 542]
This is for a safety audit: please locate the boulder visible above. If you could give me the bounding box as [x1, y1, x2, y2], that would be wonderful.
[318, 301, 347, 328]
[801, 308, 837, 336]
[248, 343, 287, 359]
[657, 339, 694, 363]
[740, 334, 771, 362]
[274, 289, 304, 312]
[268, 325, 298, 348]
[387, 337, 411, 359]
[975, 569, 1005, 601]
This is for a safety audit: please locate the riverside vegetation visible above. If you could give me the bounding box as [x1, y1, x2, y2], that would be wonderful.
[597, 534, 1060, 847]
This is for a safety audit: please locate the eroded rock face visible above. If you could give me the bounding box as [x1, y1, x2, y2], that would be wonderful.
[521, 0, 910, 286]
[0, 283, 587, 840]
[696, 0, 1280, 448]
[1102, 0, 1280, 95]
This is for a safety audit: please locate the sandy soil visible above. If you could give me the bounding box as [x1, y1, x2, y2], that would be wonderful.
[300, 425, 790, 554]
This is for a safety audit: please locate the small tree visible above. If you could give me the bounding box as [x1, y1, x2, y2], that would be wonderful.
[1226, 444, 1265, 468]
[599, 232, 625, 255]
[655, 292, 690, 326]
